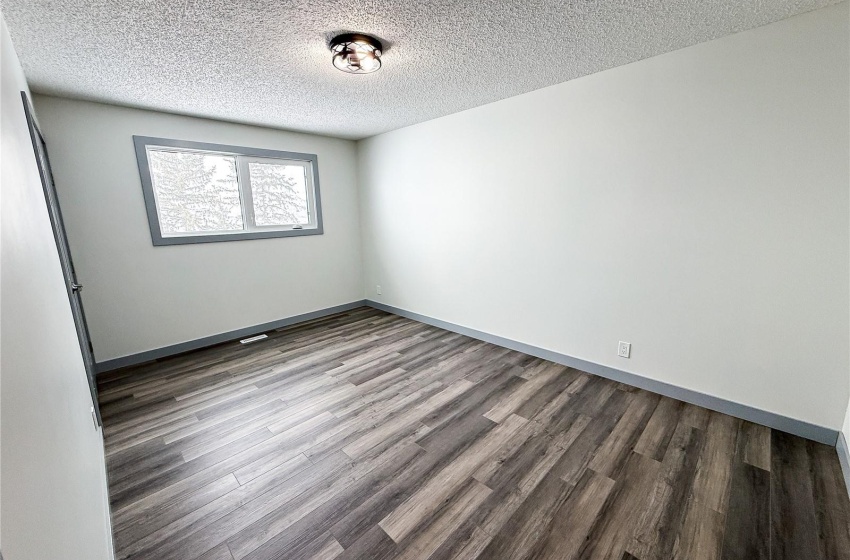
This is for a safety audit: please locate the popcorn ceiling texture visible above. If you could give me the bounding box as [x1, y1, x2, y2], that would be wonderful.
[1, 0, 841, 139]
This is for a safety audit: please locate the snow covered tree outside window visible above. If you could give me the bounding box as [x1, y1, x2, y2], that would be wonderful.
[248, 162, 309, 226]
[148, 150, 243, 234]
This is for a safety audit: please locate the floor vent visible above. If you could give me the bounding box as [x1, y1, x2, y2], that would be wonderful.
[239, 334, 268, 344]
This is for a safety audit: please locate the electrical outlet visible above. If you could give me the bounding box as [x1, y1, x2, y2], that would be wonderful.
[376, 285, 382, 295]
[90, 406, 99, 430]
[618, 341, 631, 358]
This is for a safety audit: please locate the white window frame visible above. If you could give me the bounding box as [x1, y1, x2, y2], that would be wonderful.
[133, 136, 323, 246]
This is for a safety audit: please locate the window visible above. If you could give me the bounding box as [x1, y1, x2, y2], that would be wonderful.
[133, 136, 323, 245]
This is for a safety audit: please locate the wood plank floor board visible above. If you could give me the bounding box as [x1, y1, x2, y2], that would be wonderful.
[117, 451, 343, 560]
[419, 365, 524, 438]
[690, 412, 740, 516]
[670, 496, 724, 560]
[99, 308, 850, 560]
[470, 421, 549, 489]
[111, 411, 339, 527]
[679, 402, 711, 431]
[551, 389, 633, 486]
[525, 468, 617, 560]
[771, 430, 824, 560]
[110, 427, 277, 511]
[627, 422, 704, 560]
[106, 438, 183, 482]
[587, 390, 660, 479]
[513, 366, 580, 421]
[113, 472, 241, 551]
[162, 398, 290, 448]
[575, 451, 662, 560]
[234, 441, 425, 560]
[468, 429, 569, 537]
[633, 398, 685, 462]
[334, 525, 398, 560]
[330, 413, 497, 549]
[126, 451, 356, 560]
[425, 518, 493, 560]
[807, 440, 850, 559]
[720, 461, 770, 560]
[195, 543, 235, 560]
[416, 409, 498, 458]
[378, 413, 529, 543]
[475, 457, 576, 559]
[390, 478, 492, 560]
[111, 452, 309, 532]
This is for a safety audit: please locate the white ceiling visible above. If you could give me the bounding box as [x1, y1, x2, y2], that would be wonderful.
[1, 0, 839, 140]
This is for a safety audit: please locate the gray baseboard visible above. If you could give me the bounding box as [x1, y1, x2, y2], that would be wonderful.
[95, 297, 840, 447]
[366, 300, 839, 446]
[838, 433, 850, 499]
[95, 300, 368, 373]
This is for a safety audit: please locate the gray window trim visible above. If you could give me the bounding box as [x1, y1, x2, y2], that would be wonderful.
[133, 136, 324, 246]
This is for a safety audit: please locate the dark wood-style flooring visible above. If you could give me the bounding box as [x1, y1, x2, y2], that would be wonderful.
[98, 307, 850, 560]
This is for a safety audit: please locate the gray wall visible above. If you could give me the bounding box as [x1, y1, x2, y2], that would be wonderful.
[358, 3, 850, 431]
[0, 15, 114, 560]
[32, 97, 364, 363]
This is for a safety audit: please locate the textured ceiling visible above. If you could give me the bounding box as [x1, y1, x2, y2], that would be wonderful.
[1, 0, 840, 139]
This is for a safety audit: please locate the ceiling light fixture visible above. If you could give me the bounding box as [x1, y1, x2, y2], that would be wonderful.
[330, 33, 382, 74]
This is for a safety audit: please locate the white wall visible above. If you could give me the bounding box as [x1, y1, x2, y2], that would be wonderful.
[32, 96, 363, 363]
[1, 14, 114, 560]
[358, 3, 850, 430]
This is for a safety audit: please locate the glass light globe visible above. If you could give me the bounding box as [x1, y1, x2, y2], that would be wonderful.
[330, 34, 383, 74]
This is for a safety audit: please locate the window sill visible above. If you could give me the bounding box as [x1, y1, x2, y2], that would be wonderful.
[152, 226, 323, 246]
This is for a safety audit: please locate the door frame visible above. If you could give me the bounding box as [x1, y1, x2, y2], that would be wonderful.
[21, 91, 101, 425]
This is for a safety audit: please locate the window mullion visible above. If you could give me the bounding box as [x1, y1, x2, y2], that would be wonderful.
[235, 156, 257, 231]
[303, 162, 316, 228]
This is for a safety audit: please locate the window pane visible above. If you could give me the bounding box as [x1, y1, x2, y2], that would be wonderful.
[248, 162, 309, 226]
[148, 149, 243, 235]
